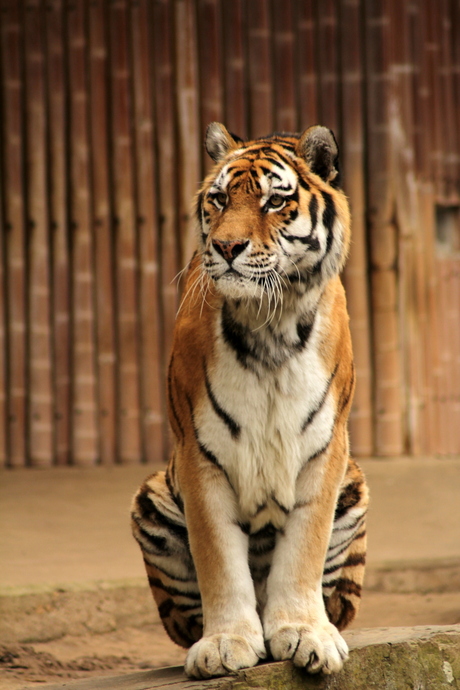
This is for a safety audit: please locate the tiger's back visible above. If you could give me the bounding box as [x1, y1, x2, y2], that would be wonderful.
[131, 124, 368, 679]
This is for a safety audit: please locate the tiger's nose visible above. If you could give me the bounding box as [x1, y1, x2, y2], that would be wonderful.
[212, 239, 249, 263]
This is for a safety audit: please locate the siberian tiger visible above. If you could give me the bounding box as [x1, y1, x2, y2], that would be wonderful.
[131, 123, 369, 679]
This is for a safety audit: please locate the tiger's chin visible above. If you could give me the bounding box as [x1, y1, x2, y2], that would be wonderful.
[212, 272, 266, 301]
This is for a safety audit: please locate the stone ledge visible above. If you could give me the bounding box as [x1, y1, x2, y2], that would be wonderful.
[23, 626, 460, 690]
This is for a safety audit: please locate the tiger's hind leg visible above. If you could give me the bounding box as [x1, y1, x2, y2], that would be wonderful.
[323, 458, 369, 630]
[131, 471, 203, 648]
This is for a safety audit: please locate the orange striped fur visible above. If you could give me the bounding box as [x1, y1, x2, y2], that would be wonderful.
[132, 123, 369, 679]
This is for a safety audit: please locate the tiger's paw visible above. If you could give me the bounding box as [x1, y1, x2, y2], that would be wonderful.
[184, 633, 266, 679]
[269, 622, 348, 674]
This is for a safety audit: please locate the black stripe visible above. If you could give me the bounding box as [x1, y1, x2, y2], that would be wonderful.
[148, 576, 202, 600]
[250, 564, 271, 582]
[195, 191, 204, 224]
[307, 432, 333, 461]
[168, 356, 185, 441]
[158, 599, 175, 619]
[323, 552, 366, 576]
[259, 164, 281, 179]
[165, 469, 184, 513]
[185, 393, 231, 480]
[143, 555, 195, 584]
[335, 480, 364, 520]
[133, 522, 168, 553]
[325, 529, 366, 563]
[261, 155, 288, 169]
[204, 367, 241, 439]
[280, 229, 321, 250]
[271, 494, 289, 514]
[337, 366, 355, 415]
[321, 190, 336, 255]
[309, 194, 318, 229]
[298, 176, 310, 191]
[333, 510, 367, 533]
[238, 521, 251, 535]
[296, 320, 313, 349]
[323, 578, 362, 597]
[301, 364, 338, 432]
[134, 490, 188, 540]
[221, 302, 257, 369]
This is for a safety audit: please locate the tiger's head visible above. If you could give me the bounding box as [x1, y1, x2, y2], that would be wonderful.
[196, 123, 351, 304]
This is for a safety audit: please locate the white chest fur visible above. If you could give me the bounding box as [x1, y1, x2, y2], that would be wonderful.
[195, 312, 335, 531]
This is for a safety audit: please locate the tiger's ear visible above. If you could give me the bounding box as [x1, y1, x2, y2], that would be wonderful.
[205, 122, 241, 163]
[296, 126, 339, 185]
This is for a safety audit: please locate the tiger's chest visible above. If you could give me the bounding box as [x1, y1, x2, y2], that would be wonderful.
[194, 315, 335, 532]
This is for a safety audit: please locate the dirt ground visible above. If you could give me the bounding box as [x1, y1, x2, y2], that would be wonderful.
[1, 591, 460, 690]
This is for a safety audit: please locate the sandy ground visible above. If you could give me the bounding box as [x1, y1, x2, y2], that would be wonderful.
[2, 591, 460, 690]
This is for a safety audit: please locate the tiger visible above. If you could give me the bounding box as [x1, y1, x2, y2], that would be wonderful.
[131, 123, 369, 680]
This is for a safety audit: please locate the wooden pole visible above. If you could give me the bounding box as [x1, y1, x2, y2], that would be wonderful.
[174, 0, 201, 264]
[1, 0, 27, 467]
[272, 0, 297, 133]
[196, 0, 223, 175]
[130, 0, 165, 464]
[88, 0, 117, 465]
[24, 0, 54, 466]
[67, 0, 99, 465]
[45, 0, 71, 466]
[221, 0, 247, 138]
[339, 0, 374, 457]
[0, 171, 6, 467]
[151, 0, 179, 417]
[247, 0, 273, 137]
[296, 0, 319, 127]
[108, 0, 141, 464]
[316, 0, 340, 136]
[364, 0, 405, 456]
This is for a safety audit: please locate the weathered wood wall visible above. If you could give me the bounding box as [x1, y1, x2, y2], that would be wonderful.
[0, 0, 459, 467]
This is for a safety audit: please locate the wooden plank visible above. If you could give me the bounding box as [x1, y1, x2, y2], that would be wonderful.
[246, 0, 273, 137]
[174, 0, 201, 264]
[88, 0, 117, 465]
[45, 0, 71, 465]
[296, 0, 319, 127]
[339, 0, 373, 456]
[438, 0, 459, 202]
[316, 0, 340, 135]
[24, 0, 54, 466]
[272, 0, 297, 132]
[0, 160, 6, 467]
[196, 0, 223, 175]
[221, 0, 247, 137]
[108, 0, 141, 464]
[130, 0, 166, 464]
[424, 0, 444, 199]
[67, 0, 99, 465]
[364, 0, 404, 455]
[1, 0, 27, 467]
[151, 0, 179, 404]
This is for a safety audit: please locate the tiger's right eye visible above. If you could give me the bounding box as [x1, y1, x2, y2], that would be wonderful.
[215, 192, 227, 206]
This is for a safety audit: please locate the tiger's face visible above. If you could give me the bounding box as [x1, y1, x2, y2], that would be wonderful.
[196, 123, 351, 303]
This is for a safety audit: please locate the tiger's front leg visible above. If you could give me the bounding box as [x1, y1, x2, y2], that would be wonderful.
[179, 450, 266, 679]
[263, 449, 349, 675]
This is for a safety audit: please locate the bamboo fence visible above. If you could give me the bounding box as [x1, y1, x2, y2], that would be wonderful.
[0, 0, 459, 467]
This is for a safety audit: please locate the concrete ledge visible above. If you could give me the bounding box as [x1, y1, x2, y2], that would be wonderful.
[23, 626, 460, 690]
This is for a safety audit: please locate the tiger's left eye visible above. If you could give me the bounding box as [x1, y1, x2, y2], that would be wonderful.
[215, 192, 227, 206]
[268, 195, 284, 208]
